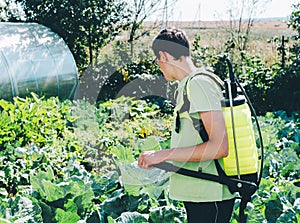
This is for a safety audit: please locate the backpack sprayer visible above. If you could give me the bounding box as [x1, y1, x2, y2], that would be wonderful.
[153, 57, 264, 223]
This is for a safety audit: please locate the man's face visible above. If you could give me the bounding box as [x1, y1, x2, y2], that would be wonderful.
[156, 59, 175, 81]
[156, 52, 176, 81]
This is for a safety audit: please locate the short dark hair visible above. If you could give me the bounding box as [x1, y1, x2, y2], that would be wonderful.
[152, 28, 190, 60]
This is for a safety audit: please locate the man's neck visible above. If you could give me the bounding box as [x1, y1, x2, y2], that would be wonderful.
[173, 57, 197, 81]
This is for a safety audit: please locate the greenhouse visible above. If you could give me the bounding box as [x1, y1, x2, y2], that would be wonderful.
[0, 22, 78, 100]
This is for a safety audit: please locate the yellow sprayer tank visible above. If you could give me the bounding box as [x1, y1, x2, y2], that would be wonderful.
[222, 96, 259, 176]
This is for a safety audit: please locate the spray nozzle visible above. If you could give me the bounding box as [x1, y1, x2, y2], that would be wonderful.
[225, 57, 238, 99]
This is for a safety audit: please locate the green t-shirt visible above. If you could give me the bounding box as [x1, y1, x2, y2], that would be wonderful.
[169, 69, 235, 202]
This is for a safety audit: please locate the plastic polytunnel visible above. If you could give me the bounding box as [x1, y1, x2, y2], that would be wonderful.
[0, 22, 78, 100]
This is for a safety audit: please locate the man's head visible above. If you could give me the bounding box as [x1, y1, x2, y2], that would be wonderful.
[152, 28, 190, 60]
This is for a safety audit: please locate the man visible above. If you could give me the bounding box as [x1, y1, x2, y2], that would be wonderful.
[138, 28, 236, 223]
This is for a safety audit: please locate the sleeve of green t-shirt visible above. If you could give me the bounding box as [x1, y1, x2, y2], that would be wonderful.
[188, 75, 223, 114]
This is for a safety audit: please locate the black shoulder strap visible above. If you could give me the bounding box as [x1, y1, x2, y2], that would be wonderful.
[179, 71, 224, 114]
[178, 71, 224, 142]
[190, 70, 224, 90]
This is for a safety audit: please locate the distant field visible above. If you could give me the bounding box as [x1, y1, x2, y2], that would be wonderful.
[144, 19, 294, 36]
[142, 19, 296, 64]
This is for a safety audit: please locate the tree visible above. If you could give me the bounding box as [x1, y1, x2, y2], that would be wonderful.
[3, 0, 130, 69]
[288, 2, 300, 40]
[0, 0, 25, 21]
[124, 0, 177, 56]
[225, 0, 272, 53]
[274, 2, 300, 112]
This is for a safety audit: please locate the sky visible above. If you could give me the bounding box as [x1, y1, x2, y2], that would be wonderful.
[156, 0, 299, 21]
[0, 0, 298, 22]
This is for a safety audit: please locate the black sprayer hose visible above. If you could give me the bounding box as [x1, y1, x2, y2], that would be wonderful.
[235, 79, 264, 187]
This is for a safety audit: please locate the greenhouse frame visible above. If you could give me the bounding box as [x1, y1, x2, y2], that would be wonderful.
[0, 22, 78, 100]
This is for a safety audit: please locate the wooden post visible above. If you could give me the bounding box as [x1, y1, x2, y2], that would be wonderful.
[281, 35, 286, 69]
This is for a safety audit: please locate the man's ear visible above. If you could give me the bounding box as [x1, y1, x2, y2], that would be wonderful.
[158, 51, 168, 62]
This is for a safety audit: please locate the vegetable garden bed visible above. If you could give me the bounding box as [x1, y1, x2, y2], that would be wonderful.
[0, 95, 299, 222]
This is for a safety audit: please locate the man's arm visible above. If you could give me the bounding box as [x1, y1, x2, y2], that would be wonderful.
[138, 110, 228, 169]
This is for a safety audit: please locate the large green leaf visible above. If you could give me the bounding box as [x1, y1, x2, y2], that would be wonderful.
[73, 188, 94, 214]
[111, 145, 135, 164]
[101, 189, 141, 219]
[265, 198, 283, 222]
[30, 166, 56, 200]
[118, 162, 169, 199]
[139, 136, 161, 151]
[6, 196, 43, 223]
[41, 180, 67, 202]
[55, 208, 80, 223]
[277, 209, 298, 223]
[0, 100, 14, 111]
[0, 218, 11, 223]
[38, 201, 55, 223]
[115, 211, 148, 223]
[0, 198, 9, 219]
[149, 205, 186, 223]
